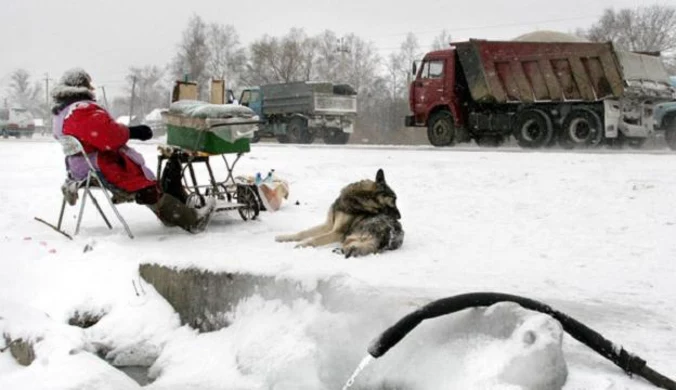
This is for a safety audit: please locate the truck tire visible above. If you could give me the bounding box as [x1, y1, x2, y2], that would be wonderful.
[665, 117, 676, 151]
[276, 135, 290, 144]
[560, 109, 603, 149]
[324, 130, 350, 144]
[427, 110, 455, 147]
[287, 117, 312, 144]
[1, 129, 7, 139]
[513, 109, 553, 148]
[251, 132, 261, 143]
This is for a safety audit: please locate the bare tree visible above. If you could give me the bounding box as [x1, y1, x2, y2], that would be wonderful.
[124, 65, 169, 119]
[244, 28, 315, 85]
[431, 29, 452, 50]
[313, 30, 341, 82]
[583, 5, 676, 52]
[170, 14, 210, 98]
[6, 69, 43, 115]
[342, 34, 382, 94]
[206, 23, 246, 89]
[397, 33, 420, 94]
[386, 52, 405, 100]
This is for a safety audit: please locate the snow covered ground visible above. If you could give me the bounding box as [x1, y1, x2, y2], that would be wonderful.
[0, 136, 675, 389]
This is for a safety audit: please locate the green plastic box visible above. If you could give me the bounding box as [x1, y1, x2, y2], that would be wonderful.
[166, 125, 251, 154]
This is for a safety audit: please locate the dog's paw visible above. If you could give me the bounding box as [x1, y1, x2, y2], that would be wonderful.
[296, 237, 323, 248]
[342, 243, 377, 258]
[275, 234, 295, 242]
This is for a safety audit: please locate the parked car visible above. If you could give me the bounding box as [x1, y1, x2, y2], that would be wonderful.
[0, 107, 35, 138]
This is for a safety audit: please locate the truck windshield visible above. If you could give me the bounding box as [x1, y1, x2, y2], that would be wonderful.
[240, 91, 251, 106]
[421, 60, 444, 79]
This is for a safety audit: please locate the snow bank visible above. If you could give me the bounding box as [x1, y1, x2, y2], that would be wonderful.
[0, 140, 673, 389]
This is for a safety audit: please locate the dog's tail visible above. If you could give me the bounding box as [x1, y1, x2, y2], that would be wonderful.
[342, 233, 379, 258]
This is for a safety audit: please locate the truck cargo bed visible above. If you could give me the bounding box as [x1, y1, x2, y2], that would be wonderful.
[261, 82, 357, 116]
[455, 40, 673, 104]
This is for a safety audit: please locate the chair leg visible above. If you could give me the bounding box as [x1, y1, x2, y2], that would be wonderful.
[75, 183, 90, 236]
[57, 196, 67, 230]
[100, 187, 134, 239]
[89, 188, 113, 229]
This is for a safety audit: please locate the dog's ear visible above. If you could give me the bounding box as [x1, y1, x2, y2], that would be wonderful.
[376, 169, 385, 183]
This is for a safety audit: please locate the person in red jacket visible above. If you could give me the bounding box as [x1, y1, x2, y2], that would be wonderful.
[52, 68, 214, 233]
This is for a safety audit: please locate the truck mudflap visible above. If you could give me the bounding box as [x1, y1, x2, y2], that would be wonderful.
[405, 115, 416, 127]
[604, 99, 655, 138]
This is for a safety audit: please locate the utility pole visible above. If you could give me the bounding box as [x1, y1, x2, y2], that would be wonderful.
[336, 37, 350, 83]
[128, 75, 137, 126]
[44, 73, 51, 135]
[100, 86, 110, 110]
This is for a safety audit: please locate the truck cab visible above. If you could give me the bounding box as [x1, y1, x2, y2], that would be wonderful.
[405, 49, 472, 146]
[238, 88, 263, 118]
[407, 50, 454, 126]
[654, 77, 676, 129]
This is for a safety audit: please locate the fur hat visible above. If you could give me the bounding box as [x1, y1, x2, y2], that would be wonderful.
[51, 68, 95, 113]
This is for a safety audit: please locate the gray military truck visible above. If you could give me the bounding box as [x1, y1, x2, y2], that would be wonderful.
[238, 82, 357, 144]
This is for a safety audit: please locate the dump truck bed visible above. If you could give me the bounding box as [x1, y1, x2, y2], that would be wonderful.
[261, 82, 357, 116]
[454, 39, 673, 104]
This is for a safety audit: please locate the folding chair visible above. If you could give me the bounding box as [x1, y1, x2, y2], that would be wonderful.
[55, 135, 134, 239]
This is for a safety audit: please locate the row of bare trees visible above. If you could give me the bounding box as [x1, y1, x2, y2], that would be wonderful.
[4, 5, 676, 142]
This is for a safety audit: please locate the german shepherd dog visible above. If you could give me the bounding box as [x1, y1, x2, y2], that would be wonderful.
[275, 169, 404, 258]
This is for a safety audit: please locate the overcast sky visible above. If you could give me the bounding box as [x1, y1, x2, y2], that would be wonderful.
[1, 0, 669, 101]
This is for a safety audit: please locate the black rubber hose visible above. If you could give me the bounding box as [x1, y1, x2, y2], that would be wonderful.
[367, 292, 676, 390]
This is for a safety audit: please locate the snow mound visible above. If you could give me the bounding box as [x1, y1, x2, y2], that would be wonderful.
[513, 30, 589, 43]
[359, 302, 568, 390]
[143, 296, 568, 390]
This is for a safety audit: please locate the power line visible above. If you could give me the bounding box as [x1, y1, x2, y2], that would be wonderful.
[372, 15, 600, 52]
[370, 15, 600, 39]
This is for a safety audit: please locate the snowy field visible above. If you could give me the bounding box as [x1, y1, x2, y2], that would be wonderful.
[1, 136, 675, 389]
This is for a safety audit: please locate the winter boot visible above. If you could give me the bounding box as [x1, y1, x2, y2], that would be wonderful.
[154, 194, 216, 233]
[61, 181, 79, 206]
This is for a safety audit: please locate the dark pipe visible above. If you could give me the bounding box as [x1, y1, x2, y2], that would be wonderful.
[367, 292, 676, 390]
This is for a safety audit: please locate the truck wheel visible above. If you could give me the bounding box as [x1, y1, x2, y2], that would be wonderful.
[427, 111, 455, 147]
[276, 135, 290, 144]
[1, 129, 7, 139]
[514, 109, 553, 148]
[287, 117, 312, 144]
[324, 130, 350, 144]
[251, 132, 261, 143]
[665, 118, 676, 151]
[560, 109, 603, 149]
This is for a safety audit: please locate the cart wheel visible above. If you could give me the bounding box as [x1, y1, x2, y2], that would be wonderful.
[186, 193, 205, 208]
[237, 185, 260, 221]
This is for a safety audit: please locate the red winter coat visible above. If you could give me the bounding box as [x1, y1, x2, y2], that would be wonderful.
[62, 103, 156, 193]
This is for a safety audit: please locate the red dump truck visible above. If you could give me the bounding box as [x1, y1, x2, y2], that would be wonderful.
[405, 40, 676, 149]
